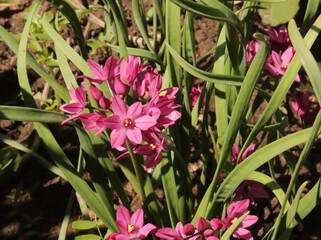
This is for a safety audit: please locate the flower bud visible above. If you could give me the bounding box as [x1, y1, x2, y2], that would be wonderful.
[203, 229, 214, 238]
[183, 223, 195, 235]
[196, 217, 208, 231]
[90, 86, 103, 100]
[99, 97, 111, 109]
[210, 218, 223, 231]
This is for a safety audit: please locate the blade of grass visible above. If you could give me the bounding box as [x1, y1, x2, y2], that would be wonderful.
[45, 0, 88, 59]
[167, 43, 243, 85]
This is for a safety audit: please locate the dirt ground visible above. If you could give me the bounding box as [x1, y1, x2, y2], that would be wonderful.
[0, 0, 321, 240]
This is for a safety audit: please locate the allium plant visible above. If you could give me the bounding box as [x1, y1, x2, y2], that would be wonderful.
[1, 1, 321, 240]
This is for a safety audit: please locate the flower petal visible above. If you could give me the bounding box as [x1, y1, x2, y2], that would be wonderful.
[127, 128, 142, 145]
[104, 115, 123, 130]
[135, 115, 157, 130]
[112, 95, 128, 117]
[117, 205, 131, 225]
[111, 129, 127, 148]
[130, 208, 144, 228]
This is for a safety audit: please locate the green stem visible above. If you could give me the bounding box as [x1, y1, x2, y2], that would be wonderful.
[125, 139, 146, 203]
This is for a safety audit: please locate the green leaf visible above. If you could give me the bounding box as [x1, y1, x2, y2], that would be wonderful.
[286, 181, 307, 226]
[41, 14, 92, 75]
[170, 0, 243, 35]
[72, 220, 96, 230]
[0, 147, 21, 175]
[259, 0, 300, 26]
[246, 171, 290, 208]
[75, 234, 101, 240]
[193, 33, 270, 222]
[0, 133, 64, 178]
[46, 0, 88, 59]
[166, 43, 243, 86]
[221, 211, 249, 240]
[239, 14, 321, 165]
[0, 25, 69, 102]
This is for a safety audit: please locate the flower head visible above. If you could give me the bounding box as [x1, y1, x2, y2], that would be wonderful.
[79, 56, 121, 85]
[103, 96, 157, 148]
[60, 88, 86, 124]
[222, 199, 258, 240]
[114, 205, 156, 240]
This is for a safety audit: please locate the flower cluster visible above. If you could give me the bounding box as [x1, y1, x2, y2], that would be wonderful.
[232, 144, 269, 204]
[291, 92, 320, 125]
[107, 201, 257, 240]
[246, 25, 300, 82]
[60, 56, 181, 169]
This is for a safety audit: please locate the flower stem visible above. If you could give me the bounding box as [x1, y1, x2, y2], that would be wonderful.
[125, 139, 146, 203]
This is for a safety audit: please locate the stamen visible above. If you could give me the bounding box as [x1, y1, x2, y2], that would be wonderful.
[127, 224, 135, 233]
[70, 100, 78, 103]
[124, 118, 132, 127]
[150, 144, 157, 150]
[231, 217, 238, 224]
[159, 90, 167, 97]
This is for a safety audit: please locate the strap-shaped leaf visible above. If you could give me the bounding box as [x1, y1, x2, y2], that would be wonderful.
[220, 211, 249, 240]
[45, 0, 88, 59]
[167, 43, 243, 85]
[41, 14, 92, 75]
[193, 33, 270, 222]
[17, 2, 118, 231]
[0, 25, 69, 102]
[132, 0, 155, 53]
[170, 0, 243, 36]
[0, 132, 64, 178]
[239, 14, 321, 163]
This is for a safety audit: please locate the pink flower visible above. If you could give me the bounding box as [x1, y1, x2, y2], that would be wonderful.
[60, 88, 86, 124]
[79, 57, 121, 85]
[196, 217, 208, 231]
[103, 96, 157, 148]
[155, 222, 200, 240]
[210, 218, 223, 231]
[234, 180, 269, 205]
[114, 205, 156, 240]
[222, 199, 258, 240]
[265, 25, 291, 52]
[120, 56, 141, 84]
[265, 47, 300, 82]
[246, 40, 260, 66]
[110, 77, 130, 96]
[231, 144, 255, 164]
[79, 112, 107, 136]
[134, 132, 165, 169]
[291, 92, 320, 125]
[190, 85, 202, 110]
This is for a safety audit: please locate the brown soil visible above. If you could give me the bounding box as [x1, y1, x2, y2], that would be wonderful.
[0, 1, 321, 240]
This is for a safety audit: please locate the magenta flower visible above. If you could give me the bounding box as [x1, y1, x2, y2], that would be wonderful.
[190, 85, 202, 110]
[120, 56, 141, 84]
[79, 56, 121, 85]
[155, 222, 200, 240]
[291, 92, 320, 125]
[222, 199, 258, 240]
[265, 25, 291, 52]
[234, 180, 269, 205]
[134, 132, 165, 170]
[103, 96, 157, 148]
[60, 88, 86, 124]
[246, 40, 260, 66]
[232, 144, 255, 164]
[265, 47, 300, 82]
[114, 205, 156, 240]
[79, 112, 107, 136]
